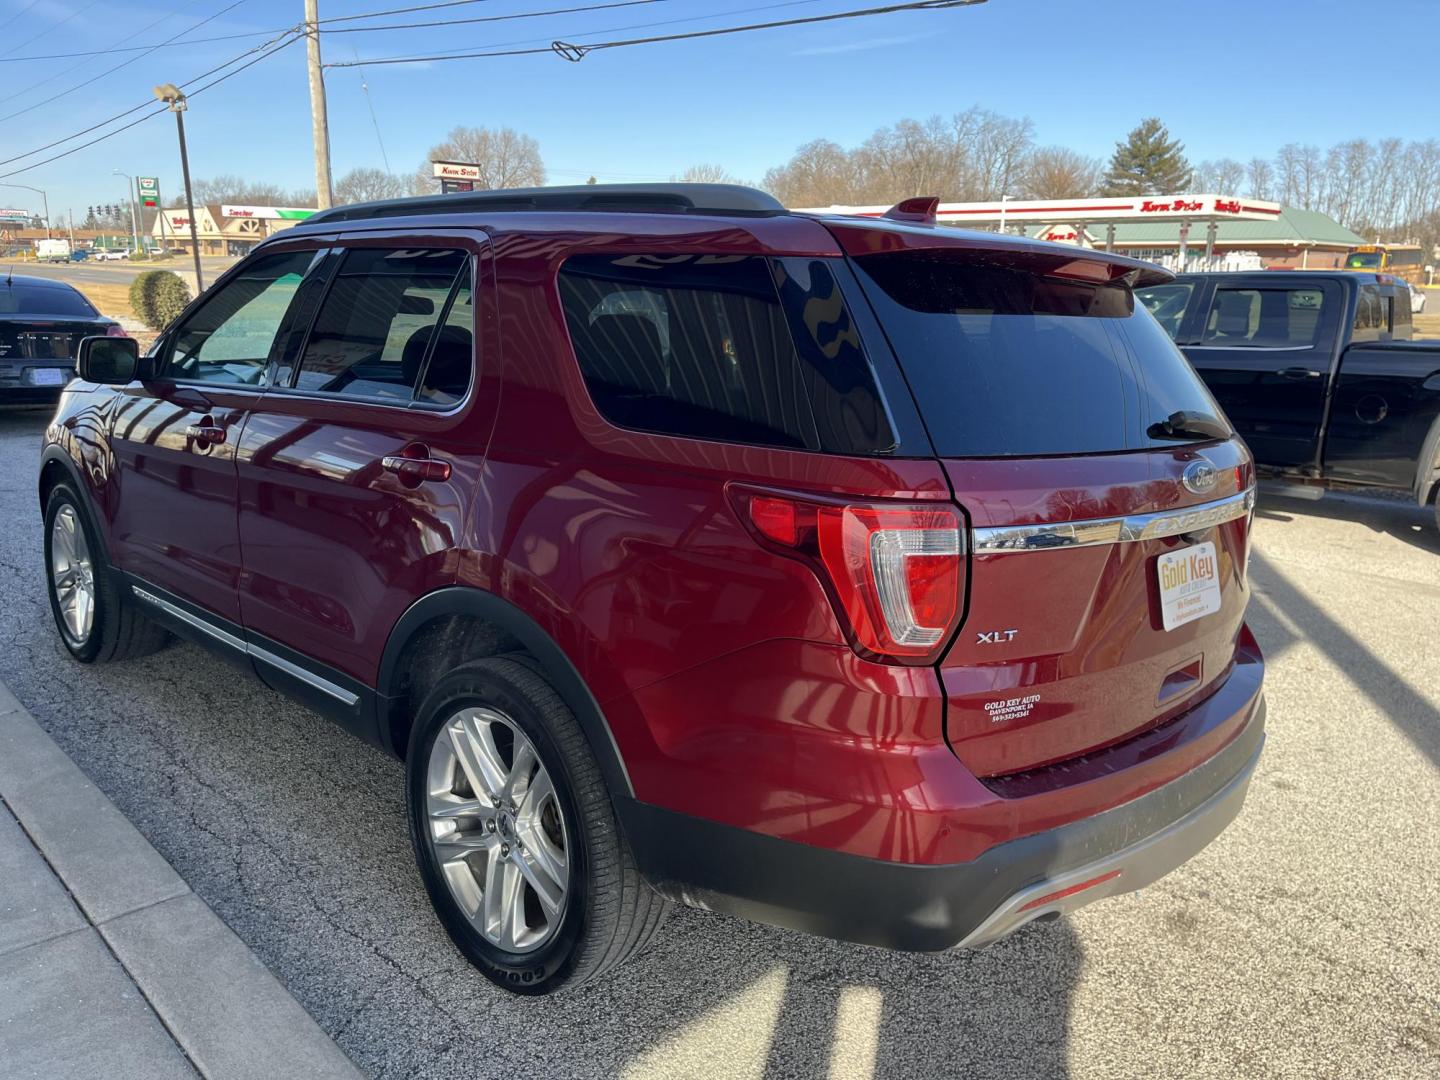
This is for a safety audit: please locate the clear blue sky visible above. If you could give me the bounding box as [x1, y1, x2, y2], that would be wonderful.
[2, 0, 1437, 218]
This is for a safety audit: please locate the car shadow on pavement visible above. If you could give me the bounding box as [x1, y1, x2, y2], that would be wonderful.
[1255, 487, 1440, 555]
[1249, 550, 1440, 771]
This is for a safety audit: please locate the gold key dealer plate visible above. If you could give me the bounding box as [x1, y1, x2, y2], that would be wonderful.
[1157, 542, 1222, 631]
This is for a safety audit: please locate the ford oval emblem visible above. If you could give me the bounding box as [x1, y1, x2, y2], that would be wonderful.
[1182, 459, 1218, 495]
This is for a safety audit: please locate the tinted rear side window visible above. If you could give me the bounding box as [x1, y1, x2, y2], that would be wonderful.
[557, 254, 893, 453]
[0, 283, 96, 316]
[1202, 286, 1327, 347]
[853, 250, 1229, 458]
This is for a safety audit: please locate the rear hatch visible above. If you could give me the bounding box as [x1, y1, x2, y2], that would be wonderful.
[844, 237, 1254, 779]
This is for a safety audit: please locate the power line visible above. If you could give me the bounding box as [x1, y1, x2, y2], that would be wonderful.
[0, 0, 653, 64]
[327, 0, 979, 67]
[327, 0, 665, 36]
[0, 29, 303, 176]
[0, 0, 45, 36]
[0, 1, 248, 122]
[0, 0, 106, 59]
[327, 0, 824, 67]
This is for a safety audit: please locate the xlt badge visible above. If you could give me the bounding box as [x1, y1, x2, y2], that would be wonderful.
[977, 629, 1018, 644]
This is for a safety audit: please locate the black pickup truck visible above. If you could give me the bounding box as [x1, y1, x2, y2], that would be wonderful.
[1140, 271, 1440, 530]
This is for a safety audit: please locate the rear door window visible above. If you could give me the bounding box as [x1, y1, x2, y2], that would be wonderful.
[851, 250, 1229, 458]
[292, 247, 470, 403]
[557, 254, 893, 453]
[1200, 286, 1327, 347]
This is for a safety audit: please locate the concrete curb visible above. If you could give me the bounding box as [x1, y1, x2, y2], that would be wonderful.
[0, 681, 365, 1080]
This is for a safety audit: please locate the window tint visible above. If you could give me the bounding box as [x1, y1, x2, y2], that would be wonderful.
[557, 254, 893, 453]
[416, 276, 473, 406]
[294, 248, 468, 402]
[1137, 282, 1194, 340]
[1352, 284, 1391, 341]
[0, 282, 96, 316]
[1201, 287, 1326, 347]
[167, 250, 317, 384]
[1395, 287, 1413, 328]
[852, 251, 1229, 458]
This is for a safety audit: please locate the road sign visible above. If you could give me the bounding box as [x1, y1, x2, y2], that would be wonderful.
[138, 176, 160, 209]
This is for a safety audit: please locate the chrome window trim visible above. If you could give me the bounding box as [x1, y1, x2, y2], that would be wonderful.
[129, 585, 360, 707]
[972, 488, 1255, 554]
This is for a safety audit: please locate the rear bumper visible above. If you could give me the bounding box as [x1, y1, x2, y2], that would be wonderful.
[618, 693, 1264, 951]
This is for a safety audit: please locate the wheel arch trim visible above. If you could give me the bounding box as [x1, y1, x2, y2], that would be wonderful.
[38, 445, 112, 566]
[377, 587, 634, 796]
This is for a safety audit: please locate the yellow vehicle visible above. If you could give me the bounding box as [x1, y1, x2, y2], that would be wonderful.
[1344, 243, 1425, 283]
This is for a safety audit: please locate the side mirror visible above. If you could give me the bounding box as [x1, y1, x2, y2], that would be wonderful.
[76, 336, 141, 384]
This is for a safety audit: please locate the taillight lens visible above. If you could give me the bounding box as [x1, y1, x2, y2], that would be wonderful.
[740, 490, 965, 663]
[105, 324, 127, 337]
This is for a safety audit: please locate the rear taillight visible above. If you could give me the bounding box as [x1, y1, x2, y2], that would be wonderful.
[105, 324, 127, 337]
[740, 490, 964, 663]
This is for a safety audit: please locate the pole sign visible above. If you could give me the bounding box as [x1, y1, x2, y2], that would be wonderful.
[138, 176, 160, 209]
[0, 208, 29, 224]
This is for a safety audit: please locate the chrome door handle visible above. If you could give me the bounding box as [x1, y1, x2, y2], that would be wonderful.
[381, 454, 451, 484]
[1276, 367, 1322, 379]
[184, 423, 226, 444]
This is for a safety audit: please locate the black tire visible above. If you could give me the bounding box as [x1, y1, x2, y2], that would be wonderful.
[406, 657, 666, 994]
[43, 483, 168, 664]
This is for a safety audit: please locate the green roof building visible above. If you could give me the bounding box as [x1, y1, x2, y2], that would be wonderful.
[1027, 206, 1363, 269]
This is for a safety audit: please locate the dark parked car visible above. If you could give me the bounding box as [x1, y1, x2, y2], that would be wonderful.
[2, 273, 118, 405]
[1140, 271, 1440, 531]
[39, 185, 1265, 994]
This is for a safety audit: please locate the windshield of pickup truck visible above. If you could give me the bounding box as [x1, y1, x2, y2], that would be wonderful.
[854, 250, 1231, 457]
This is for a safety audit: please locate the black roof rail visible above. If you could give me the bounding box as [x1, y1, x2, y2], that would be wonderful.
[307, 183, 787, 225]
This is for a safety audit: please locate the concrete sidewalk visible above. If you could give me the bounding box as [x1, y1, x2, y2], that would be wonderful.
[0, 679, 364, 1080]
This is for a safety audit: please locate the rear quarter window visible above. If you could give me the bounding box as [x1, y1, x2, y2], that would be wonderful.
[557, 254, 894, 454]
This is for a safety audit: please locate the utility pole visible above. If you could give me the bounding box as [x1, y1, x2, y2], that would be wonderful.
[305, 0, 333, 209]
[67, 210, 74, 248]
[114, 170, 138, 252]
[154, 84, 205, 291]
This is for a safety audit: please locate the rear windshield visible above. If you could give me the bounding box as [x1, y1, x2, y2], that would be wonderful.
[0, 283, 97, 317]
[853, 251, 1230, 457]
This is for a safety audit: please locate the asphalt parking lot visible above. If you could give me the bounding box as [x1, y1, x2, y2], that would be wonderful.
[0, 408, 1435, 1080]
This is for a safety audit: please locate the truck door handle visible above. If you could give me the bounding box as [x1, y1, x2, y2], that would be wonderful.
[184, 420, 226, 445]
[1277, 366, 1322, 380]
[381, 447, 451, 485]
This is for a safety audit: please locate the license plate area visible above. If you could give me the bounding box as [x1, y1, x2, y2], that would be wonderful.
[1157, 542, 1221, 631]
[28, 367, 66, 386]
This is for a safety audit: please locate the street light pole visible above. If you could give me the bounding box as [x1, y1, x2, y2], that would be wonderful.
[0, 182, 50, 238]
[113, 170, 139, 253]
[154, 84, 205, 291]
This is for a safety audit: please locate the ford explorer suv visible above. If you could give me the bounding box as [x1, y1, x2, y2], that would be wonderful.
[39, 184, 1265, 995]
[1140, 271, 1440, 532]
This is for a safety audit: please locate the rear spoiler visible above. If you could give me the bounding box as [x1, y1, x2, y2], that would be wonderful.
[816, 197, 1174, 288]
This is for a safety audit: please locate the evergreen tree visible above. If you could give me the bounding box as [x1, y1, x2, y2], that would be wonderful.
[1103, 118, 1191, 196]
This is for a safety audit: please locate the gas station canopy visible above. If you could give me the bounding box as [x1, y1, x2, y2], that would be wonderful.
[797, 194, 1283, 254]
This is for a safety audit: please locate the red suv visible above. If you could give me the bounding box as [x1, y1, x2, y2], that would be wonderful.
[39, 185, 1265, 995]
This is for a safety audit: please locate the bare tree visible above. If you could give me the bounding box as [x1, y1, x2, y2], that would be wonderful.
[413, 126, 546, 194]
[762, 139, 862, 207]
[1245, 157, 1274, 201]
[1022, 147, 1102, 199]
[674, 164, 741, 184]
[1191, 158, 1246, 193]
[333, 167, 409, 205]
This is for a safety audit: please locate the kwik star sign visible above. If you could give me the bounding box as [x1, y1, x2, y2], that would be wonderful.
[799, 194, 1283, 226]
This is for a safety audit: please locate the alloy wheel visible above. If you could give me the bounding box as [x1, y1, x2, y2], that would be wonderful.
[424, 707, 570, 953]
[50, 505, 95, 645]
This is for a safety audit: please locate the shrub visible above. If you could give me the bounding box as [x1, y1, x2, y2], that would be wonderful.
[128, 269, 191, 330]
